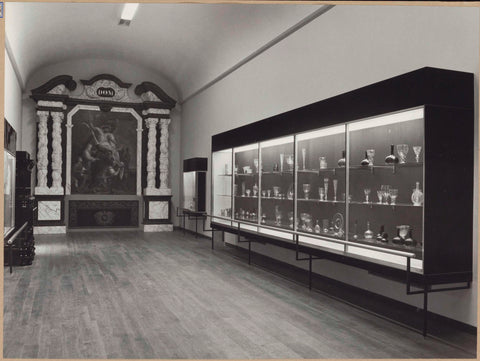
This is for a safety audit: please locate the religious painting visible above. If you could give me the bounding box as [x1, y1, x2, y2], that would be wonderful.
[71, 110, 137, 194]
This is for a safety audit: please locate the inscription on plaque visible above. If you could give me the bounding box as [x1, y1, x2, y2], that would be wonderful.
[96, 87, 115, 97]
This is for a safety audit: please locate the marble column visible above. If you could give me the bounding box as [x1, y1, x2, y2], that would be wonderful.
[36, 111, 50, 190]
[159, 118, 171, 190]
[51, 111, 64, 191]
[145, 118, 158, 191]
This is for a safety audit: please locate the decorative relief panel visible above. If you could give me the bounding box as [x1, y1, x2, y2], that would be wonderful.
[149, 201, 169, 220]
[38, 201, 62, 221]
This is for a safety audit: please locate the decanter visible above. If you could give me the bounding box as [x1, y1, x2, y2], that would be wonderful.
[404, 228, 415, 247]
[360, 151, 370, 166]
[411, 182, 424, 206]
[337, 150, 346, 168]
[252, 183, 259, 197]
[314, 220, 321, 234]
[364, 221, 374, 239]
[385, 144, 399, 164]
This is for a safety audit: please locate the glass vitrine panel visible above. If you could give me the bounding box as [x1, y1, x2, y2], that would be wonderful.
[183, 171, 196, 211]
[212, 149, 233, 223]
[259, 136, 294, 230]
[296, 125, 347, 239]
[347, 108, 424, 264]
[234, 143, 259, 226]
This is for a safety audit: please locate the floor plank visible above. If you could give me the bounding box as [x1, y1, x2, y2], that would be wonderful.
[3, 230, 476, 359]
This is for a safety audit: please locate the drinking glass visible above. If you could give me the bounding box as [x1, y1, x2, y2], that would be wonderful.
[364, 188, 371, 203]
[377, 190, 383, 204]
[246, 189, 251, 197]
[324, 178, 329, 201]
[389, 188, 398, 205]
[275, 206, 282, 226]
[413, 146, 422, 163]
[267, 189, 272, 198]
[319, 156, 327, 169]
[286, 154, 294, 171]
[273, 186, 280, 198]
[279, 153, 284, 172]
[319, 187, 325, 201]
[302, 148, 307, 170]
[333, 179, 338, 201]
[253, 158, 259, 173]
[261, 190, 266, 198]
[303, 184, 311, 199]
[381, 185, 390, 204]
[396, 144, 409, 164]
[366, 149, 375, 166]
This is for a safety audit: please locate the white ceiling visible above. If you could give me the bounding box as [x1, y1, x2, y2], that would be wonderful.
[6, 2, 323, 101]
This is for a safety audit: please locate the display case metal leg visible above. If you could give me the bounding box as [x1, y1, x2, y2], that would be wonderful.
[309, 254, 312, 290]
[423, 285, 428, 337]
[195, 218, 198, 238]
[9, 245, 13, 274]
[183, 215, 186, 235]
[211, 230, 214, 250]
[248, 241, 251, 265]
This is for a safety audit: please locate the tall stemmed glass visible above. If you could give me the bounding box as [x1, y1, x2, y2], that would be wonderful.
[303, 184, 311, 200]
[413, 146, 422, 163]
[377, 190, 383, 204]
[323, 178, 329, 201]
[381, 185, 390, 204]
[396, 144, 409, 164]
[389, 188, 398, 205]
[333, 179, 338, 202]
[363, 188, 371, 203]
[279, 153, 284, 172]
[302, 148, 307, 170]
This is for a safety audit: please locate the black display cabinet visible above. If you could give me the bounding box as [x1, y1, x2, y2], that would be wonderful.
[5, 151, 36, 268]
[210, 67, 474, 336]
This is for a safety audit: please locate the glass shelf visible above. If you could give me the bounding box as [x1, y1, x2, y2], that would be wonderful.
[261, 171, 294, 175]
[218, 173, 233, 177]
[298, 199, 345, 204]
[235, 195, 258, 199]
[297, 168, 345, 173]
[349, 201, 422, 208]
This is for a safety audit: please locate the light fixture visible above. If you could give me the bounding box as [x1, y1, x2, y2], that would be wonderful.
[119, 3, 139, 26]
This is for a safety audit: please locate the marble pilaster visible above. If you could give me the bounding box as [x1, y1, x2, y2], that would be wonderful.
[35, 110, 50, 193]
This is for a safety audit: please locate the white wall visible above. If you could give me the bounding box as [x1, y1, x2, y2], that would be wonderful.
[21, 58, 182, 224]
[180, 5, 479, 326]
[4, 50, 23, 144]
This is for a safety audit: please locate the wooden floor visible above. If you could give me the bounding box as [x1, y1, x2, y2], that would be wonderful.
[3, 230, 476, 359]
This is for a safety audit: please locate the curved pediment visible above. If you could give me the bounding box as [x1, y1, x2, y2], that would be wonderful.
[31, 75, 77, 101]
[135, 81, 176, 109]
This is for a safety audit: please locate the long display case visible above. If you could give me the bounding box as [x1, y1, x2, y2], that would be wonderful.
[210, 67, 473, 283]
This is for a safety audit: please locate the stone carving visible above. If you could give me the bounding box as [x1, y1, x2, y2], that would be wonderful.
[159, 118, 171, 189]
[36, 111, 50, 188]
[47, 84, 67, 95]
[140, 91, 161, 102]
[51, 112, 64, 189]
[145, 118, 158, 189]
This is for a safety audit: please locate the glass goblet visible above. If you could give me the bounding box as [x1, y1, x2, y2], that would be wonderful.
[253, 158, 259, 173]
[286, 154, 294, 171]
[377, 190, 383, 204]
[245, 189, 251, 197]
[364, 188, 371, 203]
[381, 185, 390, 204]
[366, 149, 375, 166]
[319, 187, 325, 201]
[396, 144, 409, 164]
[389, 188, 398, 205]
[323, 178, 329, 201]
[413, 146, 422, 163]
[303, 183, 311, 200]
[333, 179, 338, 202]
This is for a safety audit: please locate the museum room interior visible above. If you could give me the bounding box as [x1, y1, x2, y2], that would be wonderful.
[3, 2, 478, 359]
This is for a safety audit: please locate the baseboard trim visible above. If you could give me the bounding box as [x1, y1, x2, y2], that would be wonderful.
[223, 242, 477, 336]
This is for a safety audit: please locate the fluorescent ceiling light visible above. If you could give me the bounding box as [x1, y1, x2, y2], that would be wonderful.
[121, 3, 139, 21]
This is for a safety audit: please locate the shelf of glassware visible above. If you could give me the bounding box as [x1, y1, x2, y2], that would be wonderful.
[212, 149, 233, 226]
[233, 143, 260, 230]
[346, 107, 425, 270]
[259, 136, 295, 233]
